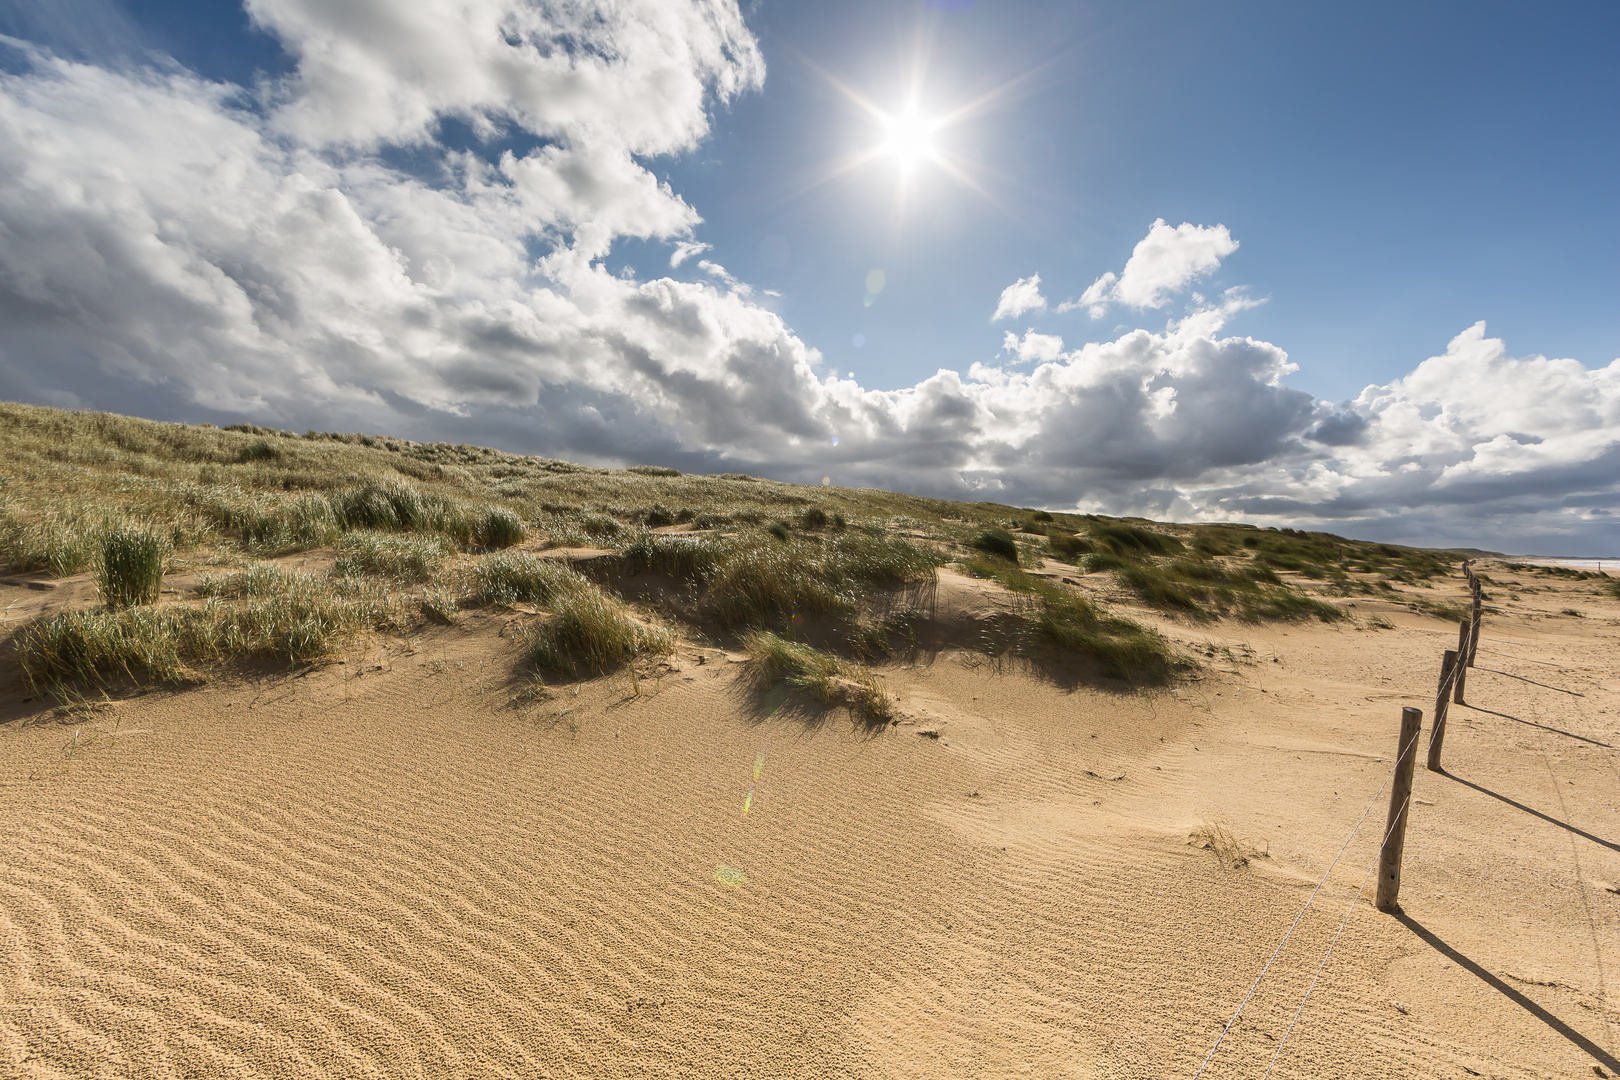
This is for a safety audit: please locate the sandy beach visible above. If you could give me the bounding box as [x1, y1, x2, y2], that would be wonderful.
[4, 558, 1616, 1078]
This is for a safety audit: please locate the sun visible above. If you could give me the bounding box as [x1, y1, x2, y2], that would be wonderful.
[879, 107, 938, 169]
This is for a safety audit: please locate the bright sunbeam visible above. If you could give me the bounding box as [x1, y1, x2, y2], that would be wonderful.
[762, 29, 1079, 226]
[879, 107, 938, 169]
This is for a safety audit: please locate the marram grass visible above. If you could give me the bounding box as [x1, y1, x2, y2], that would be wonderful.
[97, 524, 168, 608]
[18, 569, 399, 690]
[740, 629, 892, 724]
[524, 582, 671, 677]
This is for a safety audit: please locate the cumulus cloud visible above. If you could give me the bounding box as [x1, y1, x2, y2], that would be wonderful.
[246, 0, 763, 152]
[999, 330, 1064, 365]
[991, 274, 1045, 321]
[1, 7, 1618, 551]
[1060, 219, 1238, 317]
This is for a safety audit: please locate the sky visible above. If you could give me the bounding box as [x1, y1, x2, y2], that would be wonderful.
[0, 0, 1617, 552]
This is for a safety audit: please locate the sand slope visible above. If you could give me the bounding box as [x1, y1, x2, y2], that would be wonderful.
[2, 563, 1617, 1078]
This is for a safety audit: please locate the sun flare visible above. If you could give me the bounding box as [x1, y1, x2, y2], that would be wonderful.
[879, 108, 937, 168]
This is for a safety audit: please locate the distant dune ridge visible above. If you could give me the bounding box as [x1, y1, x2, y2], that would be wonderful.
[2, 400, 1617, 1077]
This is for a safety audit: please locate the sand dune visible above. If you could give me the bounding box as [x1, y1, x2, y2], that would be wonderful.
[3, 562, 1618, 1077]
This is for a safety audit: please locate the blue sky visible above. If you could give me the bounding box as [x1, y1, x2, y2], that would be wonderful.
[1, 0, 1618, 550]
[661, 1, 1620, 401]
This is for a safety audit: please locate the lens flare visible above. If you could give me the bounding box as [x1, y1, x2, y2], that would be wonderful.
[881, 108, 937, 167]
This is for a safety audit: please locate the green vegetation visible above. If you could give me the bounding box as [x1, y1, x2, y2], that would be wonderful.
[697, 530, 943, 630]
[1113, 559, 1345, 623]
[1402, 595, 1470, 622]
[959, 556, 1178, 681]
[1088, 523, 1183, 556]
[1046, 530, 1094, 559]
[18, 569, 397, 688]
[333, 531, 453, 582]
[741, 629, 892, 724]
[97, 524, 167, 608]
[524, 580, 671, 677]
[1500, 560, 1609, 581]
[470, 550, 582, 606]
[971, 528, 1021, 563]
[476, 507, 526, 549]
[0, 400, 1476, 697]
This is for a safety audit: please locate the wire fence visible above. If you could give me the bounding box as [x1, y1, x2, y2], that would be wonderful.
[1188, 558, 1618, 1076]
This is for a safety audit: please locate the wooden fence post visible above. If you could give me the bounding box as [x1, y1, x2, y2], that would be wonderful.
[1467, 578, 1482, 668]
[1376, 706, 1424, 913]
[1427, 650, 1457, 772]
[1452, 620, 1471, 704]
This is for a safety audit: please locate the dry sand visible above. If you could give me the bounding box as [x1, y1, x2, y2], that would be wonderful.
[2, 562, 1617, 1078]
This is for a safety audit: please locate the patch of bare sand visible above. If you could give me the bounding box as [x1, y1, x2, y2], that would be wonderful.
[2, 562, 1618, 1077]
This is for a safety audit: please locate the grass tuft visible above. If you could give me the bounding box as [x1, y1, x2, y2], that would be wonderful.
[97, 524, 168, 608]
[971, 528, 1020, 563]
[419, 586, 460, 624]
[959, 556, 1176, 681]
[1089, 523, 1183, 556]
[1191, 821, 1267, 869]
[333, 531, 453, 582]
[470, 551, 583, 606]
[740, 629, 892, 724]
[700, 531, 941, 629]
[1047, 530, 1094, 559]
[525, 583, 671, 676]
[476, 507, 525, 548]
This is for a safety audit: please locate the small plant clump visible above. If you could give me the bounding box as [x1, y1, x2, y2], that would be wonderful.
[471, 550, 582, 606]
[1191, 821, 1268, 869]
[1047, 531, 1094, 560]
[333, 531, 454, 582]
[476, 507, 525, 548]
[741, 629, 892, 724]
[1112, 560, 1345, 623]
[97, 524, 169, 608]
[525, 582, 671, 677]
[959, 555, 1177, 681]
[971, 528, 1020, 563]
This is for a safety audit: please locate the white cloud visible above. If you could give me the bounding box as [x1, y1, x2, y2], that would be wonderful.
[999, 330, 1064, 365]
[991, 273, 1045, 321]
[246, 0, 763, 153]
[669, 240, 710, 267]
[1060, 219, 1238, 317]
[2, 10, 1619, 551]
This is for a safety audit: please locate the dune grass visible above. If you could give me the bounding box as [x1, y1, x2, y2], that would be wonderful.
[0, 507, 108, 576]
[475, 507, 525, 548]
[333, 531, 454, 582]
[958, 555, 1177, 681]
[1112, 559, 1346, 623]
[18, 568, 398, 689]
[0, 400, 1472, 693]
[524, 582, 671, 677]
[741, 629, 892, 724]
[697, 529, 943, 629]
[97, 524, 168, 608]
[970, 528, 1020, 563]
[470, 550, 583, 606]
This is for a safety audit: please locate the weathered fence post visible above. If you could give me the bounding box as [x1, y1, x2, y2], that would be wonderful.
[1376, 706, 1424, 913]
[1467, 577, 1482, 668]
[1452, 620, 1471, 704]
[1427, 649, 1458, 772]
